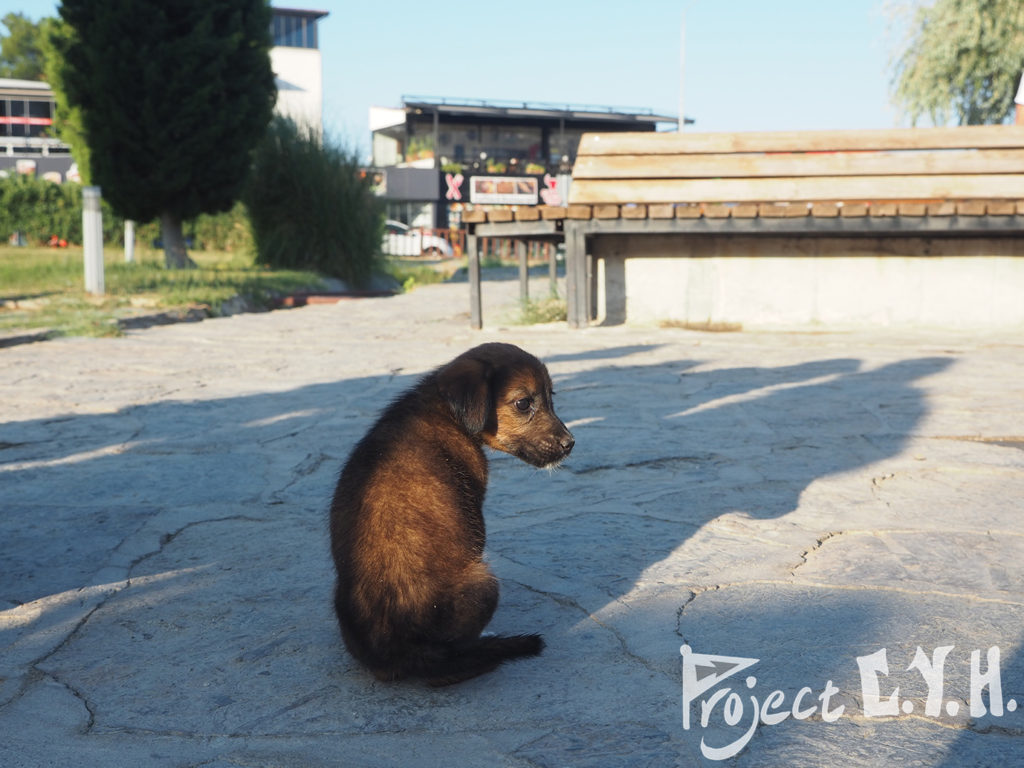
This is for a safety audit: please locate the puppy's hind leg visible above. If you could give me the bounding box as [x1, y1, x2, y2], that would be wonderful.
[418, 564, 544, 686]
[446, 564, 499, 639]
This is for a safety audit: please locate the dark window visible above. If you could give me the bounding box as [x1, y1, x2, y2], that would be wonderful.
[271, 13, 319, 48]
[10, 99, 25, 137]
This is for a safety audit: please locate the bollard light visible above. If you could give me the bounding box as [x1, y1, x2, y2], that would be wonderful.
[82, 186, 104, 295]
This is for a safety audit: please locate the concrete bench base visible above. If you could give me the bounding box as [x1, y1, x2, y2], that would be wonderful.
[591, 234, 1024, 330]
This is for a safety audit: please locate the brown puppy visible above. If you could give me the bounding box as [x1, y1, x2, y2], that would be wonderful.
[329, 343, 574, 686]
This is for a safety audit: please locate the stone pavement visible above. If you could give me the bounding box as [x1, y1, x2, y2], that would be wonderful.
[1, 272, 1023, 767]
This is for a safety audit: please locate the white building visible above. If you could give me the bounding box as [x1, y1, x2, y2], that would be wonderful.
[270, 7, 328, 134]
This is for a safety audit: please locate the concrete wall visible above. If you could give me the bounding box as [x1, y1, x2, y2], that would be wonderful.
[592, 234, 1024, 330]
[270, 47, 323, 134]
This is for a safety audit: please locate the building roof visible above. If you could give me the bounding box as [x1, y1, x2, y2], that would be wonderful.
[272, 7, 328, 20]
[0, 78, 53, 93]
[401, 95, 678, 127]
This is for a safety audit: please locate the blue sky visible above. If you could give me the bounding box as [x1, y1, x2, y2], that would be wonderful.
[4, 0, 906, 158]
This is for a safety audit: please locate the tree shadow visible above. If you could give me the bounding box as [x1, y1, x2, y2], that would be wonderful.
[8, 345, 1007, 766]
[0, 369, 411, 604]
[482, 352, 951, 601]
[1, 351, 951, 628]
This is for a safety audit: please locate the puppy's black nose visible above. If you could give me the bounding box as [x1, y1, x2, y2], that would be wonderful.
[560, 433, 575, 453]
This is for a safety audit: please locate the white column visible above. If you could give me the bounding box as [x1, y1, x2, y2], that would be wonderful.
[124, 219, 135, 263]
[82, 186, 104, 295]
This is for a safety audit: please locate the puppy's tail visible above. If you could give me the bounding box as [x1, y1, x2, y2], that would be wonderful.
[417, 633, 544, 686]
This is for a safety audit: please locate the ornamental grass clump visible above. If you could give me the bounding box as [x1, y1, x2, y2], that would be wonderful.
[244, 117, 384, 288]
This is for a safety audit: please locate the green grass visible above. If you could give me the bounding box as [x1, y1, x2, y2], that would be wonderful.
[0, 246, 324, 338]
[516, 293, 567, 325]
[382, 258, 458, 292]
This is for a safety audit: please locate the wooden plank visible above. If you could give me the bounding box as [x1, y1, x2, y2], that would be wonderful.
[568, 175, 1024, 205]
[987, 200, 1016, 215]
[675, 203, 702, 218]
[593, 204, 620, 219]
[759, 203, 806, 218]
[569, 213, 1024, 236]
[487, 209, 513, 223]
[648, 203, 675, 218]
[927, 201, 957, 216]
[515, 207, 540, 221]
[703, 204, 732, 218]
[898, 202, 927, 216]
[463, 209, 486, 224]
[840, 202, 869, 217]
[576, 125, 1024, 156]
[540, 206, 567, 220]
[621, 204, 648, 219]
[475, 220, 561, 238]
[572, 148, 1024, 180]
[957, 200, 987, 216]
[871, 203, 899, 217]
[731, 203, 759, 218]
[810, 202, 840, 218]
[567, 204, 593, 220]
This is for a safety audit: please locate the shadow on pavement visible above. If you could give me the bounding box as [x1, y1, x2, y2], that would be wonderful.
[7, 346, 1017, 765]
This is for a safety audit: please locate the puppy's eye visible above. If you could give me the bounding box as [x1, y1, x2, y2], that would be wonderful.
[514, 398, 532, 413]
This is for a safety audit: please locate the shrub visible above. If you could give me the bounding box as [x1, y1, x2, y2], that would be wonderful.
[0, 174, 253, 251]
[0, 174, 92, 244]
[191, 202, 253, 252]
[243, 117, 384, 287]
[518, 295, 567, 324]
[128, 204, 251, 253]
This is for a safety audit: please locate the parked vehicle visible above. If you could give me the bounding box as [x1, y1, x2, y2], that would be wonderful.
[382, 219, 454, 258]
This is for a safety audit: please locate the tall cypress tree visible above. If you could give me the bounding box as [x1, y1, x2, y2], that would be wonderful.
[49, 0, 276, 267]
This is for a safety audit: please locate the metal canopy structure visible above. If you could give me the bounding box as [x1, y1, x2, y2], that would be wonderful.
[401, 95, 678, 128]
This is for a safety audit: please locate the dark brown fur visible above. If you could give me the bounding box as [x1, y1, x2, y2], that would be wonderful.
[329, 343, 574, 686]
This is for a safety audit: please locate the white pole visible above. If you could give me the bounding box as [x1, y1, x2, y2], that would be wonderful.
[124, 219, 135, 263]
[678, 10, 685, 131]
[83, 186, 104, 295]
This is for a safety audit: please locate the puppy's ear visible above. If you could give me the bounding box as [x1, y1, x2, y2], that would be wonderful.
[436, 357, 492, 434]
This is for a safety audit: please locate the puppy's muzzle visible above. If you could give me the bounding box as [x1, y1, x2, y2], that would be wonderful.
[539, 423, 574, 467]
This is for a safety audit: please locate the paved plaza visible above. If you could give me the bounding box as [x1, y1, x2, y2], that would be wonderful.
[1, 274, 1023, 767]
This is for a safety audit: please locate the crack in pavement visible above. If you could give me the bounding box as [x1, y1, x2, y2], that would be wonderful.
[790, 531, 843, 575]
[569, 453, 717, 475]
[2, 514, 271, 731]
[507, 577, 667, 680]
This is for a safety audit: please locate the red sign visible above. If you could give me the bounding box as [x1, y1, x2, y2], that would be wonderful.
[0, 116, 53, 126]
[444, 172, 464, 201]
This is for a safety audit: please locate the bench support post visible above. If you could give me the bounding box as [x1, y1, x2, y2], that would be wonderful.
[565, 221, 589, 328]
[517, 239, 528, 303]
[547, 242, 557, 296]
[467, 231, 481, 330]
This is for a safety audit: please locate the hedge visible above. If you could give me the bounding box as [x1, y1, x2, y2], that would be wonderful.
[0, 174, 251, 252]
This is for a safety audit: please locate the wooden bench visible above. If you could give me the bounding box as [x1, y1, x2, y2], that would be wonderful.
[560, 125, 1024, 328]
[463, 125, 1024, 328]
[570, 125, 1024, 207]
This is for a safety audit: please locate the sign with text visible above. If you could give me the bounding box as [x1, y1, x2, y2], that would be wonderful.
[468, 175, 539, 205]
